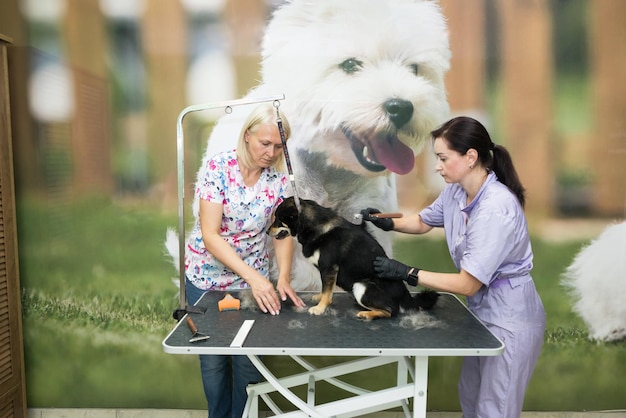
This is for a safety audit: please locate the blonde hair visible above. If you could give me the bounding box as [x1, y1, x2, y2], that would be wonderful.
[236, 103, 291, 172]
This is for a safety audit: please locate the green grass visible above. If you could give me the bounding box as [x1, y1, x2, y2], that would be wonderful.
[17, 198, 626, 411]
[18, 198, 206, 408]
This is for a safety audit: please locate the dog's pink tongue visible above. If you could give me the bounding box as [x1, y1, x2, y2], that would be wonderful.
[371, 138, 415, 175]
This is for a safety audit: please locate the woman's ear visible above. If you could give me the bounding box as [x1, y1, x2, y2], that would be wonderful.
[466, 148, 478, 168]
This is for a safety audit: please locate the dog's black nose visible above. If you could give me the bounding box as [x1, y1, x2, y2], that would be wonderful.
[384, 98, 414, 128]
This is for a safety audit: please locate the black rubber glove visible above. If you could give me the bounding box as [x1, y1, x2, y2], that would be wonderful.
[360, 208, 394, 231]
[373, 256, 420, 286]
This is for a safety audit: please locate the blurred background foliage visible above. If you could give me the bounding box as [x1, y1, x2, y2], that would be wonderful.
[0, 0, 625, 412]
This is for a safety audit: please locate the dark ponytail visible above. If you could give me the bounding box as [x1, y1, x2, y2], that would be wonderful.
[430, 116, 526, 207]
[491, 144, 526, 207]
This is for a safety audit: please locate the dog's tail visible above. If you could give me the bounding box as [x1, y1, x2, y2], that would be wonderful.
[404, 290, 439, 311]
[165, 227, 180, 289]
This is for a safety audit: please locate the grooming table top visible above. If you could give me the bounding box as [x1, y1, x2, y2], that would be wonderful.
[163, 291, 503, 357]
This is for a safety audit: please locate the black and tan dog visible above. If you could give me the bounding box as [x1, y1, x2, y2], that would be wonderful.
[268, 197, 439, 320]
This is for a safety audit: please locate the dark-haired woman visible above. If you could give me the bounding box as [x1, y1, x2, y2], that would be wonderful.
[361, 116, 545, 418]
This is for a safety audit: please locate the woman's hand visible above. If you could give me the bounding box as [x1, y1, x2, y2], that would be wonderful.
[248, 275, 282, 315]
[373, 256, 420, 285]
[272, 231, 304, 308]
[360, 208, 395, 231]
[277, 280, 306, 308]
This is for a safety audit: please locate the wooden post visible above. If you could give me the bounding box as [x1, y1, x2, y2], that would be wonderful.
[224, 0, 267, 97]
[589, 0, 626, 216]
[398, 0, 486, 211]
[0, 0, 37, 193]
[441, 0, 486, 114]
[497, 0, 554, 217]
[0, 33, 27, 418]
[64, 0, 113, 196]
[142, 0, 187, 208]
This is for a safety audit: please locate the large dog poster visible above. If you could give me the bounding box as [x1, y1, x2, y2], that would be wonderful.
[9, 0, 625, 413]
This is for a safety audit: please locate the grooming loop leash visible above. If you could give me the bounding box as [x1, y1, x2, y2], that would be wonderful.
[175, 94, 285, 309]
[273, 100, 300, 210]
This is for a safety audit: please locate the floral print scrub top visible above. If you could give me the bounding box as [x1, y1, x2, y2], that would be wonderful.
[185, 150, 290, 290]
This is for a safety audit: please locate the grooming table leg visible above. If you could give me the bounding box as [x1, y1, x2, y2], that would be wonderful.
[245, 356, 414, 417]
[247, 354, 327, 418]
[242, 389, 258, 418]
[307, 374, 316, 407]
[412, 356, 429, 418]
[397, 357, 411, 418]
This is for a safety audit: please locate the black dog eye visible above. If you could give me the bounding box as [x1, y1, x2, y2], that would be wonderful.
[409, 63, 419, 76]
[339, 58, 364, 74]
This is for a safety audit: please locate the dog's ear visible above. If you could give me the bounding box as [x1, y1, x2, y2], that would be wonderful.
[276, 196, 296, 216]
[275, 196, 299, 233]
[284, 196, 296, 209]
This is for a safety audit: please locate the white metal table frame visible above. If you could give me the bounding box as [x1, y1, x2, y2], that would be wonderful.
[163, 291, 504, 418]
[244, 353, 429, 418]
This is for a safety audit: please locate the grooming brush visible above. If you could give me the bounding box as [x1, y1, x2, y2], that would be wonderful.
[186, 316, 210, 343]
[352, 212, 403, 225]
[218, 293, 241, 312]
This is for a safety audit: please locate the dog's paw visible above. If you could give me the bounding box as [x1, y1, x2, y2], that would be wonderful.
[357, 309, 391, 320]
[357, 311, 374, 321]
[308, 305, 327, 316]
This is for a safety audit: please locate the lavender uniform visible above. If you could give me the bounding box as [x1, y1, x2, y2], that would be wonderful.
[420, 171, 546, 418]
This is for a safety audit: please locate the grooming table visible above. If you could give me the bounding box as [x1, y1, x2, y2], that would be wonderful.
[162, 291, 504, 418]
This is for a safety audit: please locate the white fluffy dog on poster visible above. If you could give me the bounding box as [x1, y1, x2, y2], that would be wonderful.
[168, 0, 450, 290]
[561, 221, 626, 342]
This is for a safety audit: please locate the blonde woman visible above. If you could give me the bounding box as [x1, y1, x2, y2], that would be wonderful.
[185, 103, 305, 418]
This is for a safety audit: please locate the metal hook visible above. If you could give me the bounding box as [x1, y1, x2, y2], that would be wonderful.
[273, 100, 282, 122]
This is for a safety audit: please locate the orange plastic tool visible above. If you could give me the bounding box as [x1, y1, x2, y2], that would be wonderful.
[218, 293, 241, 312]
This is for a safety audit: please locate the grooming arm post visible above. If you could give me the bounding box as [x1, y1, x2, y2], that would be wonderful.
[175, 95, 285, 308]
[274, 100, 300, 211]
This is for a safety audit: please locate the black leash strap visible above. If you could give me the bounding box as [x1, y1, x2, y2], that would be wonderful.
[274, 100, 300, 210]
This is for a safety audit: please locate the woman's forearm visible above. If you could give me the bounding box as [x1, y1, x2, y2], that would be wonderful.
[417, 269, 483, 297]
[393, 212, 433, 235]
[273, 235, 294, 283]
[202, 233, 262, 283]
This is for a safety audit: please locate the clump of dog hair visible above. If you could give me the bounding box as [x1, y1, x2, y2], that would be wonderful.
[287, 320, 306, 330]
[238, 290, 258, 311]
[397, 311, 443, 331]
